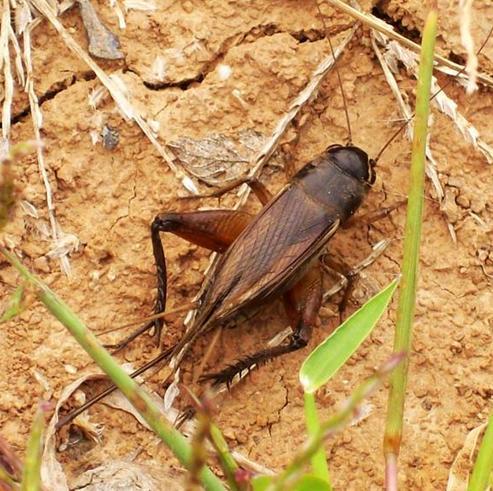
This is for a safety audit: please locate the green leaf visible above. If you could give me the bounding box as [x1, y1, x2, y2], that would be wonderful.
[252, 474, 331, 491]
[468, 413, 493, 491]
[300, 278, 399, 393]
[21, 404, 46, 491]
[303, 392, 330, 485]
[293, 475, 332, 491]
[252, 475, 274, 491]
[1, 285, 24, 322]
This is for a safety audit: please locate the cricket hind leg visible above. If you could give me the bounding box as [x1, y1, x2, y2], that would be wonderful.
[106, 209, 253, 352]
[202, 267, 322, 387]
[180, 176, 273, 206]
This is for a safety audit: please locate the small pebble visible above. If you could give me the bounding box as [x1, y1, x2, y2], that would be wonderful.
[101, 125, 119, 150]
[64, 364, 78, 374]
[33, 256, 50, 273]
[182, 0, 193, 13]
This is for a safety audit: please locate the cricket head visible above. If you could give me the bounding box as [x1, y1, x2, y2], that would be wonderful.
[327, 144, 376, 186]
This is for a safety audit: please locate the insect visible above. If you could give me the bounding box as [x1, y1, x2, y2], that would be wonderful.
[56, 146, 378, 430]
[147, 143, 375, 384]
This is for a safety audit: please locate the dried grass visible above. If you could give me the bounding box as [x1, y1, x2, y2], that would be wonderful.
[383, 36, 493, 165]
[23, 15, 79, 275]
[371, 32, 444, 205]
[458, 0, 478, 93]
[327, 0, 493, 87]
[1, 0, 13, 144]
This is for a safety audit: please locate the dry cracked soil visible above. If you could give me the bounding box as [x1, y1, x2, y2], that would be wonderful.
[1, 0, 493, 489]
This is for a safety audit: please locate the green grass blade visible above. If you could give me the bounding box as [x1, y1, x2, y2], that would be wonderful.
[300, 278, 398, 394]
[304, 392, 331, 487]
[383, 7, 438, 490]
[292, 475, 332, 491]
[1, 285, 24, 322]
[208, 423, 242, 491]
[20, 404, 46, 491]
[252, 475, 273, 491]
[252, 475, 331, 491]
[0, 247, 226, 491]
[272, 355, 403, 491]
[468, 413, 493, 491]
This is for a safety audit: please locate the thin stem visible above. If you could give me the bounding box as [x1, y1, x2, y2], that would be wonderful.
[0, 247, 226, 491]
[304, 392, 331, 486]
[20, 405, 45, 491]
[383, 7, 438, 489]
[208, 424, 242, 491]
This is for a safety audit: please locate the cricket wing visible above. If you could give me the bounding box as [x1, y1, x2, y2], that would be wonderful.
[202, 184, 340, 322]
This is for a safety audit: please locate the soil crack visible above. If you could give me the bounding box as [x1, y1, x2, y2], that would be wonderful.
[140, 24, 346, 91]
[267, 374, 289, 437]
[383, 251, 400, 271]
[7, 70, 96, 127]
[371, 2, 421, 43]
[110, 171, 138, 231]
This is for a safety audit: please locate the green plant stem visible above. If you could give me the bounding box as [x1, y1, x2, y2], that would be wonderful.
[209, 423, 241, 491]
[383, 8, 437, 490]
[0, 247, 225, 491]
[20, 406, 45, 491]
[188, 411, 210, 490]
[304, 392, 331, 486]
[271, 355, 403, 491]
[468, 413, 493, 491]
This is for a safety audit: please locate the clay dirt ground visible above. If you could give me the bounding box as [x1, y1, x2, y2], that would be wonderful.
[1, 0, 493, 489]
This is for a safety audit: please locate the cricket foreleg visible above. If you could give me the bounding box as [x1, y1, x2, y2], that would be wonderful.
[320, 238, 389, 320]
[342, 200, 406, 229]
[106, 210, 253, 352]
[202, 268, 322, 387]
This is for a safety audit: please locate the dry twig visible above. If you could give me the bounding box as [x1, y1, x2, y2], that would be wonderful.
[326, 0, 493, 87]
[382, 36, 493, 165]
[22, 11, 78, 275]
[371, 32, 444, 204]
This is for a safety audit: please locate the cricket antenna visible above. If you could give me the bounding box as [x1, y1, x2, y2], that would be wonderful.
[55, 344, 176, 429]
[374, 24, 493, 165]
[373, 119, 409, 164]
[315, 1, 353, 144]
